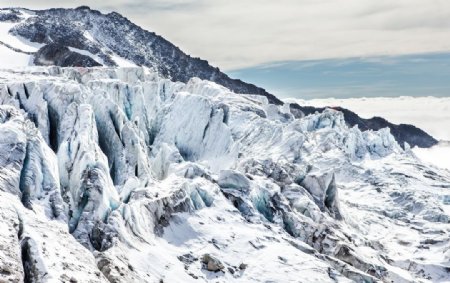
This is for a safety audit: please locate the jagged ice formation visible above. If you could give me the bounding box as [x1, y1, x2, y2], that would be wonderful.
[0, 67, 448, 282]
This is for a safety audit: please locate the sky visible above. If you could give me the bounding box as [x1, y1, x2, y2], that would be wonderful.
[2, 0, 450, 70]
[229, 53, 450, 99]
[1, 0, 450, 98]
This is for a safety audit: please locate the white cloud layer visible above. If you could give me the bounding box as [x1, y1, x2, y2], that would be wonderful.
[2, 0, 450, 70]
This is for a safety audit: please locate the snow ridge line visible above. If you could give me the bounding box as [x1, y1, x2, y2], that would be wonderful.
[0, 39, 34, 55]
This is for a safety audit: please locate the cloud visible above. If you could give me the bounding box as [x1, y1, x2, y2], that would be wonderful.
[99, 0, 203, 14]
[1, 0, 450, 70]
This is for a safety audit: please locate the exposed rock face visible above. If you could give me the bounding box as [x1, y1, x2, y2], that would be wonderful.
[0, 8, 21, 22]
[34, 43, 102, 67]
[0, 67, 447, 282]
[202, 254, 224, 272]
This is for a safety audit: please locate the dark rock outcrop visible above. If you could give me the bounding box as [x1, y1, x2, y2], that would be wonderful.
[33, 44, 101, 67]
[201, 254, 224, 272]
[0, 8, 21, 22]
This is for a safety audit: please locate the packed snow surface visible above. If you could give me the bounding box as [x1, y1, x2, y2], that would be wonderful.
[414, 142, 450, 171]
[0, 67, 448, 283]
[0, 43, 31, 67]
[0, 9, 41, 68]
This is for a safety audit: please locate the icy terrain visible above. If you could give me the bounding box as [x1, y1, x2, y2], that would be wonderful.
[288, 97, 450, 142]
[0, 7, 440, 151]
[289, 97, 450, 171]
[0, 67, 448, 282]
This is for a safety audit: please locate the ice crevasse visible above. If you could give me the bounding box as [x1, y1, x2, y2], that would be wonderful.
[0, 67, 448, 283]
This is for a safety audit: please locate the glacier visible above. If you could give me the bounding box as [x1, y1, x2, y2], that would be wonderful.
[288, 96, 450, 171]
[0, 67, 448, 282]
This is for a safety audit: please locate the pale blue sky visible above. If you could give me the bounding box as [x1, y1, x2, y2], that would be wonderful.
[228, 52, 450, 99]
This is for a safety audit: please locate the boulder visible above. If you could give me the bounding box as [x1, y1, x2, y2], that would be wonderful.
[201, 254, 224, 272]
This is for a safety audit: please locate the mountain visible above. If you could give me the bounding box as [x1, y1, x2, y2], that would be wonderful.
[0, 6, 281, 104]
[0, 7, 449, 283]
[0, 6, 439, 148]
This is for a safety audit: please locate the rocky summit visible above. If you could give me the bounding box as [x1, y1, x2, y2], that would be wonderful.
[0, 7, 448, 283]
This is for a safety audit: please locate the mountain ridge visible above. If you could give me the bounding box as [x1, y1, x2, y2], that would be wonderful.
[0, 6, 438, 148]
[3, 6, 282, 104]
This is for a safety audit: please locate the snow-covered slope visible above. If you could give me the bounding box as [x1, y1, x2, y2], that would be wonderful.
[0, 7, 280, 104]
[0, 9, 40, 67]
[0, 67, 448, 282]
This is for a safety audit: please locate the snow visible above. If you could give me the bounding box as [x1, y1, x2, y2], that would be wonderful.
[83, 30, 95, 42]
[0, 44, 31, 67]
[0, 9, 139, 69]
[0, 10, 41, 68]
[68, 46, 105, 65]
[157, 205, 350, 283]
[218, 170, 251, 192]
[413, 142, 450, 171]
[0, 67, 448, 282]
[0, 14, 43, 53]
[0, 190, 108, 282]
[0, 8, 447, 281]
[0, 105, 107, 282]
[110, 53, 138, 67]
[57, 103, 120, 246]
[287, 96, 450, 141]
[288, 96, 450, 170]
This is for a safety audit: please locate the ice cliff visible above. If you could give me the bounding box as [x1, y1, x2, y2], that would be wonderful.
[0, 67, 448, 282]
